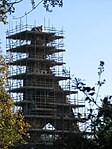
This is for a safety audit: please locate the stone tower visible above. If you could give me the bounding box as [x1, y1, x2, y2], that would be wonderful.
[6, 25, 84, 148]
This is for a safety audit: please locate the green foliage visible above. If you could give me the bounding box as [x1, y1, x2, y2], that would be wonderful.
[0, 55, 30, 149]
[94, 96, 112, 149]
[0, 0, 63, 24]
[73, 61, 112, 149]
[43, 0, 63, 12]
[0, 0, 22, 24]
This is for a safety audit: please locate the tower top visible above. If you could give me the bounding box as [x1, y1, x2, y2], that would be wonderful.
[31, 25, 44, 32]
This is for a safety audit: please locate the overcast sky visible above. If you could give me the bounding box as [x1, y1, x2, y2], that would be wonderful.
[1, 0, 112, 98]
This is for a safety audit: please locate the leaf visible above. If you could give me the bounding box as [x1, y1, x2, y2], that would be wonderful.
[0, 55, 30, 148]
[85, 97, 90, 101]
[89, 92, 95, 96]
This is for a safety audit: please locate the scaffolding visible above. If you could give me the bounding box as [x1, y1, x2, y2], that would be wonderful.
[6, 24, 85, 148]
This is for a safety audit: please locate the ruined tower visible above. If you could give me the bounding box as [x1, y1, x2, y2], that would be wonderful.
[6, 25, 84, 148]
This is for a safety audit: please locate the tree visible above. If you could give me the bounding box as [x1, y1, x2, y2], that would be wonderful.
[0, 0, 22, 24]
[94, 96, 112, 149]
[73, 61, 112, 149]
[0, 0, 63, 24]
[0, 55, 30, 149]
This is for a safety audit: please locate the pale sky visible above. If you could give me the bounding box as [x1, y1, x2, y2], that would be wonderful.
[1, 0, 112, 98]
